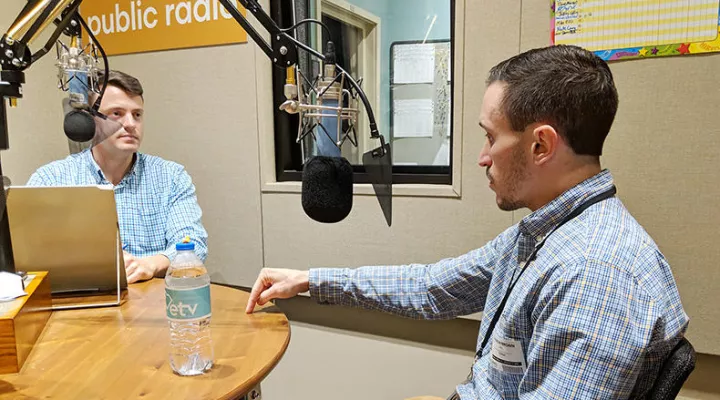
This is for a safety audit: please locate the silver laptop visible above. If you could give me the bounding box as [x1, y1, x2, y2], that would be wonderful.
[5, 185, 127, 307]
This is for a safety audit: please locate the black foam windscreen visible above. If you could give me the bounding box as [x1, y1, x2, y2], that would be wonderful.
[301, 156, 353, 223]
[63, 109, 96, 142]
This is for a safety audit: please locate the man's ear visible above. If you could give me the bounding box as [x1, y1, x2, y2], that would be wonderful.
[531, 124, 560, 166]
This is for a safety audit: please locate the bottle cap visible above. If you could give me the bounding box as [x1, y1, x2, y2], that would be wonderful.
[176, 236, 195, 251]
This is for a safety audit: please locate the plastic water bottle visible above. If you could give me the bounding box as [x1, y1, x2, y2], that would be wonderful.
[165, 237, 214, 376]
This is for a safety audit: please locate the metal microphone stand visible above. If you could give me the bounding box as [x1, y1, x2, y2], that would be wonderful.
[0, 86, 16, 273]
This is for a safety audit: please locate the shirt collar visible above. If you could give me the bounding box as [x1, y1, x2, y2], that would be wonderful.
[84, 147, 141, 184]
[518, 169, 615, 240]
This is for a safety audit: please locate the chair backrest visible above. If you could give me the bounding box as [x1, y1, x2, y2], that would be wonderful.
[646, 337, 696, 400]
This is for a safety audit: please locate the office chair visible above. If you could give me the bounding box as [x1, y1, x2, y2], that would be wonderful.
[644, 337, 697, 400]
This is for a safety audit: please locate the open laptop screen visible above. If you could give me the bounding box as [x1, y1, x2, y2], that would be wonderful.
[6, 185, 128, 295]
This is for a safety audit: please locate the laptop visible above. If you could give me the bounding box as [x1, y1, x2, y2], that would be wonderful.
[5, 185, 127, 309]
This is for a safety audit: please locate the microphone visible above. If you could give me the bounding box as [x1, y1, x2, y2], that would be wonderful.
[56, 33, 122, 144]
[301, 156, 353, 223]
[57, 35, 97, 142]
[63, 105, 95, 143]
[298, 42, 355, 223]
[279, 37, 391, 225]
[314, 42, 342, 158]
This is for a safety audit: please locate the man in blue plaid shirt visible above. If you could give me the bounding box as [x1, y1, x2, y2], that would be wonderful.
[246, 45, 689, 399]
[27, 70, 208, 284]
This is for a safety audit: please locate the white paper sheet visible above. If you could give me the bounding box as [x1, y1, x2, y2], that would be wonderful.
[393, 43, 436, 84]
[393, 99, 434, 138]
[0, 271, 27, 302]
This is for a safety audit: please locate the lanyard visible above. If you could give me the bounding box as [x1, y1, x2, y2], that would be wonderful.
[476, 185, 617, 357]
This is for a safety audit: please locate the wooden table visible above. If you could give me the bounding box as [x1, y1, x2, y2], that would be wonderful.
[0, 279, 290, 399]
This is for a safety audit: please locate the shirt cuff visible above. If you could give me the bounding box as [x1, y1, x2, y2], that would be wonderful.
[308, 268, 350, 305]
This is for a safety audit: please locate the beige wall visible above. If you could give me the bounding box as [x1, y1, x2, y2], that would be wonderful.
[107, 45, 266, 286]
[3, 0, 720, 398]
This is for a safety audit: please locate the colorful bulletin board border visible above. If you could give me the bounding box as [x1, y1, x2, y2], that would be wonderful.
[551, 1, 720, 61]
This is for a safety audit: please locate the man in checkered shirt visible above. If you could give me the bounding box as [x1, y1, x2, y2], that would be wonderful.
[246, 45, 689, 399]
[27, 70, 208, 284]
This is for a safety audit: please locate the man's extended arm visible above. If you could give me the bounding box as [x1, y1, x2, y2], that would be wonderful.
[307, 245, 498, 320]
[247, 227, 514, 318]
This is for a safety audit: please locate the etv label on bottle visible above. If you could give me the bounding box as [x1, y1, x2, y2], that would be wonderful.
[165, 285, 212, 321]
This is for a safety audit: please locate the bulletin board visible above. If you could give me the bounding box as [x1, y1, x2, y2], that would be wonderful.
[389, 40, 452, 141]
[552, 0, 720, 61]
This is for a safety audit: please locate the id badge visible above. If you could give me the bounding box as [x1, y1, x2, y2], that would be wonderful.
[490, 336, 527, 375]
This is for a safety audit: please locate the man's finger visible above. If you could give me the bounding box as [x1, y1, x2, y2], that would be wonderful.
[127, 270, 139, 284]
[126, 262, 138, 276]
[257, 286, 279, 306]
[123, 252, 135, 267]
[246, 271, 271, 314]
[135, 266, 150, 281]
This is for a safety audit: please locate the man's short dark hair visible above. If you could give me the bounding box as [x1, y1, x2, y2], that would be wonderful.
[486, 45, 618, 157]
[97, 70, 144, 99]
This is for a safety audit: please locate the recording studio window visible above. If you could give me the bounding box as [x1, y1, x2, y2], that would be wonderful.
[271, 0, 454, 185]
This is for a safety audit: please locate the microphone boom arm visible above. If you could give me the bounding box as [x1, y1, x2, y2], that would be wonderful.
[218, 0, 301, 67]
[1, 0, 109, 127]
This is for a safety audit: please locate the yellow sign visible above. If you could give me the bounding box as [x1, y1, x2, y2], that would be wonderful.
[80, 0, 248, 56]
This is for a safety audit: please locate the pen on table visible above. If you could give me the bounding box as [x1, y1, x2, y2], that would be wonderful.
[17, 271, 26, 290]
